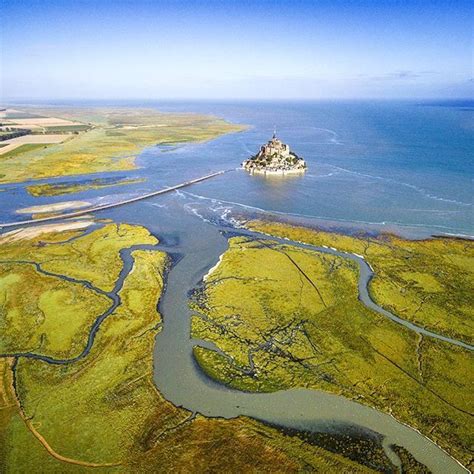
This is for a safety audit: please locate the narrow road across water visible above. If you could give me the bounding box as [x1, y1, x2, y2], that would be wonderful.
[0, 171, 230, 229]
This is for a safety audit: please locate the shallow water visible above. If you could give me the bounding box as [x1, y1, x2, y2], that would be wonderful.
[3, 194, 467, 471]
[96, 196, 466, 473]
[1, 100, 472, 472]
[1, 100, 472, 237]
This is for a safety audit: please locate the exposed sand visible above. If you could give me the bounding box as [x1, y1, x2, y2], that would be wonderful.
[203, 252, 225, 281]
[16, 201, 91, 215]
[0, 220, 93, 243]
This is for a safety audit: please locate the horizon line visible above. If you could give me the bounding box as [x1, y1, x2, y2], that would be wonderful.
[2, 97, 473, 104]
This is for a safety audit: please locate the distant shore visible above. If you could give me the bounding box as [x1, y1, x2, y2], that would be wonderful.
[0, 106, 245, 185]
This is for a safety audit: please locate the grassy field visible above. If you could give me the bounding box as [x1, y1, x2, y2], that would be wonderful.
[0, 222, 391, 473]
[191, 232, 473, 468]
[27, 177, 146, 197]
[40, 124, 92, 133]
[0, 143, 51, 159]
[246, 220, 474, 345]
[0, 107, 245, 184]
[0, 223, 156, 359]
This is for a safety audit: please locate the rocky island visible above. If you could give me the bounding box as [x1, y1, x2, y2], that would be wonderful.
[242, 133, 307, 175]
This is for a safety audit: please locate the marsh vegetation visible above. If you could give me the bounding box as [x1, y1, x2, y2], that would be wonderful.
[0, 107, 245, 184]
[191, 223, 473, 468]
[1, 222, 386, 473]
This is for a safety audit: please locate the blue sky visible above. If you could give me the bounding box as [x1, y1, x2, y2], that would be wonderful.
[2, 0, 472, 100]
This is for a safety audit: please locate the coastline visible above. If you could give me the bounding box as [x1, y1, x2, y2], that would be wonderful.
[245, 167, 306, 176]
[1, 194, 471, 471]
[0, 106, 247, 185]
[1, 100, 472, 472]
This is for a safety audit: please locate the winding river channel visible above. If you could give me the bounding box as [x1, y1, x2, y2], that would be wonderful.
[138, 195, 468, 474]
[1, 180, 471, 473]
[1, 99, 473, 472]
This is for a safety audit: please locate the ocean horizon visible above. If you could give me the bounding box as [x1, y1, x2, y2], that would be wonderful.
[2, 99, 471, 237]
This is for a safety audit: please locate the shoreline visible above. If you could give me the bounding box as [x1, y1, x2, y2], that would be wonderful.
[244, 168, 306, 176]
[237, 211, 474, 241]
[0, 106, 246, 185]
[0, 171, 229, 229]
[1, 211, 471, 471]
[16, 200, 91, 215]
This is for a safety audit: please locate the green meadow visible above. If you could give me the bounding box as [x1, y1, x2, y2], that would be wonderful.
[1, 222, 387, 473]
[191, 226, 473, 468]
[0, 107, 245, 184]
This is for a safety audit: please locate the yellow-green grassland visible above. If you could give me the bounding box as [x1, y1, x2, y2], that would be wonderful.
[247, 220, 473, 344]
[0, 107, 245, 184]
[191, 222, 473, 468]
[27, 177, 146, 197]
[1, 222, 395, 473]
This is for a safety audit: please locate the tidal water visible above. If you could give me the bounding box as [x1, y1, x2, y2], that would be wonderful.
[99, 196, 467, 473]
[1, 100, 472, 237]
[1, 100, 472, 472]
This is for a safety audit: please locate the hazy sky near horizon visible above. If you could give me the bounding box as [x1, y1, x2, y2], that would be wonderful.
[2, 0, 473, 100]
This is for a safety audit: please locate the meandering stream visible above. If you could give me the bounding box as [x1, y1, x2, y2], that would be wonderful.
[0, 195, 470, 473]
[1, 101, 472, 472]
[148, 199, 470, 473]
[0, 243, 161, 364]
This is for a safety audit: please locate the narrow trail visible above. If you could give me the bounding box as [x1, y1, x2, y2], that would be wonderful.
[0, 239, 160, 469]
[6, 358, 122, 468]
[0, 184, 471, 473]
[1, 166, 469, 350]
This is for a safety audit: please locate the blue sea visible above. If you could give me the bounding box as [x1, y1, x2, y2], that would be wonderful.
[1, 100, 473, 236]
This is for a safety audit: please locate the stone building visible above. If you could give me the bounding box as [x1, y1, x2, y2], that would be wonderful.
[242, 133, 307, 175]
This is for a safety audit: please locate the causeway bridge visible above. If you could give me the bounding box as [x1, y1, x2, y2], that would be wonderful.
[0, 170, 229, 229]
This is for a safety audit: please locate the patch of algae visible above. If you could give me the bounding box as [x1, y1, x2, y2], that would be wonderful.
[191, 232, 473, 468]
[0, 223, 379, 473]
[0, 107, 245, 184]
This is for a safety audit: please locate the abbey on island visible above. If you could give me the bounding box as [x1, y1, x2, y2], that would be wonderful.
[242, 133, 307, 175]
